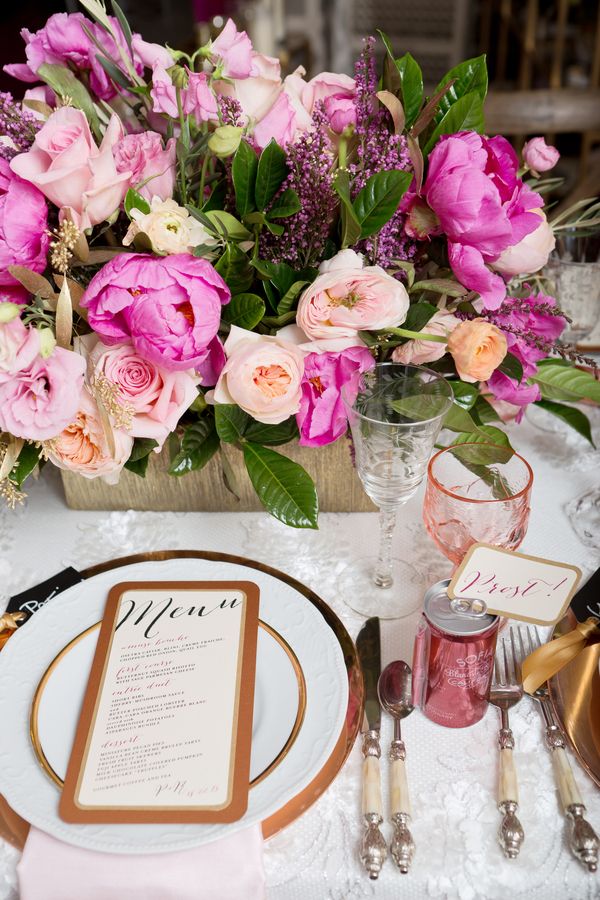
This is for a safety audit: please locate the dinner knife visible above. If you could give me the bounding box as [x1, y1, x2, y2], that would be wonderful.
[356, 616, 387, 879]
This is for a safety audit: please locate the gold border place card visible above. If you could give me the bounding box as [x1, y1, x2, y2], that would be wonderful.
[60, 581, 259, 824]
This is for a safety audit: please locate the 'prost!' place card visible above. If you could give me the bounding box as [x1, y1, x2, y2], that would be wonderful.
[448, 544, 581, 625]
[60, 581, 259, 824]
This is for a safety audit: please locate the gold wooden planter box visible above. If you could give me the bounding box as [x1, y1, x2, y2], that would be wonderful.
[61, 437, 376, 513]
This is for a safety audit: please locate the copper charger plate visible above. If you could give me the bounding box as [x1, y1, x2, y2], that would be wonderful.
[0, 550, 364, 851]
[549, 609, 600, 789]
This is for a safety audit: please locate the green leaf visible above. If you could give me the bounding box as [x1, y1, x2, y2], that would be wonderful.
[214, 404, 251, 443]
[95, 53, 131, 89]
[37, 63, 101, 139]
[497, 352, 524, 384]
[533, 399, 595, 446]
[449, 380, 479, 410]
[352, 170, 412, 238]
[443, 402, 509, 442]
[471, 393, 501, 424]
[251, 259, 297, 297]
[124, 188, 151, 218]
[168, 419, 220, 475]
[221, 292, 266, 330]
[396, 52, 423, 128]
[423, 92, 485, 155]
[124, 455, 151, 477]
[128, 438, 159, 462]
[449, 426, 511, 454]
[232, 138, 258, 217]
[530, 362, 600, 404]
[403, 302, 438, 332]
[244, 416, 299, 445]
[203, 210, 251, 241]
[445, 431, 515, 498]
[243, 442, 319, 528]
[110, 0, 133, 50]
[215, 244, 254, 294]
[264, 219, 284, 236]
[433, 55, 488, 121]
[202, 180, 227, 212]
[333, 169, 361, 248]
[411, 279, 468, 298]
[277, 280, 308, 316]
[9, 443, 41, 489]
[255, 139, 287, 210]
[268, 188, 301, 219]
[391, 396, 451, 420]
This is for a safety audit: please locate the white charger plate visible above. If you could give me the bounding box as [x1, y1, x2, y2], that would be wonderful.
[0, 556, 349, 854]
[32, 621, 302, 789]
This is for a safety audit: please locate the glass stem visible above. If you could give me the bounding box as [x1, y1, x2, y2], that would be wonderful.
[373, 507, 397, 588]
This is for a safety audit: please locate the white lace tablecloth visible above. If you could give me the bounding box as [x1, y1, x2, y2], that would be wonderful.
[1, 410, 600, 900]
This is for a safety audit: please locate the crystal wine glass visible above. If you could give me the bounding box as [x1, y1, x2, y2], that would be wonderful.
[339, 363, 453, 619]
[423, 442, 533, 568]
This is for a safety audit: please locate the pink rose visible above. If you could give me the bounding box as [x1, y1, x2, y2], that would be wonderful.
[212, 326, 305, 424]
[84, 337, 200, 448]
[522, 137, 560, 174]
[447, 318, 507, 383]
[296, 249, 409, 347]
[81, 252, 230, 376]
[47, 388, 133, 484]
[214, 53, 282, 127]
[492, 210, 555, 278]
[0, 316, 39, 383]
[183, 72, 218, 123]
[210, 19, 253, 79]
[302, 72, 356, 133]
[297, 346, 374, 447]
[0, 344, 85, 440]
[113, 132, 176, 201]
[392, 310, 460, 365]
[0, 158, 48, 286]
[150, 65, 179, 118]
[423, 132, 545, 309]
[254, 92, 297, 150]
[10, 108, 130, 231]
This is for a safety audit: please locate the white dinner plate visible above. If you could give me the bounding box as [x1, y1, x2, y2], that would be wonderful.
[32, 621, 302, 789]
[0, 556, 349, 854]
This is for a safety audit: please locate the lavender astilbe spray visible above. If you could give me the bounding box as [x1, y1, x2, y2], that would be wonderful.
[350, 39, 416, 268]
[261, 103, 338, 269]
[0, 92, 40, 161]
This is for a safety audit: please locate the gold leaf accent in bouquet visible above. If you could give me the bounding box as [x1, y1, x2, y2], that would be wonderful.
[7, 267, 57, 305]
[90, 374, 134, 432]
[0, 439, 26, 509]
[376, 91, 405, 133]
[53, 274, 88, 321]
[55, 277, 73, 349]
[48, 220, 80, 274]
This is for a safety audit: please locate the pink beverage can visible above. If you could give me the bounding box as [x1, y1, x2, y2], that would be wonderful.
[412, 579, 499, 728]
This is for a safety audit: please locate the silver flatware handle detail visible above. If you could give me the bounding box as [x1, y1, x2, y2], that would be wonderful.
[360, 731, 386, 879]
[391, 812, 415, 874]
[497, 737, 524, 858]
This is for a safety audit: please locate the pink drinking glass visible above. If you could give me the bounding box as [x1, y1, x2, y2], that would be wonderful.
[423, 442, 534, 568]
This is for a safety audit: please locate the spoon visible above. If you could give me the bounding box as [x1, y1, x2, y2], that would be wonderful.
[377, 660, 416, 873]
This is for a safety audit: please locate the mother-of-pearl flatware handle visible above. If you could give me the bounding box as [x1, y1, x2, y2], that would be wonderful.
[497, 734, 524, 859]
[389, 740, 414, 873]
[360, 730, 387, 880]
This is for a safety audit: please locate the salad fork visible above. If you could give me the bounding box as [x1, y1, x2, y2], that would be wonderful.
[520, 626, 599, 872]
[488, 628, 525, 858]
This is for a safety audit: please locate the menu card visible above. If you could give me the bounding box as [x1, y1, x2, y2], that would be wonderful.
[60, 581, 259, 824]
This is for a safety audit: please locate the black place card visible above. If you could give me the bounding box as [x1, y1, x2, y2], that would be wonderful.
[6, 567, 84, 625]
[569, 566, 600, 622]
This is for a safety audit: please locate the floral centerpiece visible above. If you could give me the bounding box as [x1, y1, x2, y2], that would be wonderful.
[0, 0, 598, 527]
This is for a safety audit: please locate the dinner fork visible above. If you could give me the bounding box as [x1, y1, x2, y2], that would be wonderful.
[488, 628, 525, 859]
[519, 626, 599, 872]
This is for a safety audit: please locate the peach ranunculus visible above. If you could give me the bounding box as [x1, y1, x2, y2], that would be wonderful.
[296, 249, 409, 348]
[47, 387, 133, 483]
[211, 325, 305, 424]
[392, 310, 460, 366]
[83, 335, 200, 449]
[10, 107, 130, 230]
[447, 318, 508, 383]
[492, 210, 555, 278]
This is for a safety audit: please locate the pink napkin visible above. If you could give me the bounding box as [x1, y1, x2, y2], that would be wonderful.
[18, 824, 265, 900]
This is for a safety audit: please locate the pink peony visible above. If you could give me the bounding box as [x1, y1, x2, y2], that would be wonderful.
[302, 72, 356, 133]
[492, 210, 555, 278]
[212, 326, 305, 424]
[0, 316, 39, 383]
[80, 253, 230, 377]
[296, 249, 409, 347]
[210, 19, 253, 79]
[83, 336, 200, 448]
[183, 72, 218, 122]
[113, 132, 176, 201]
[423, 132, 545, 309]
[522, 137, 560, 174]
[47, 387, 133, 484]
[297, 346, 374, 447]
[10, 108, 130, 231]
[0, 344, 85, 440]
[0, 158, 48, 287]
[391, 310, 460, 365]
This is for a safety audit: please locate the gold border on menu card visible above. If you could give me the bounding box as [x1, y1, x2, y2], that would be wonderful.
[2, 549, 363, 847]
[30, 618, 307, 791]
